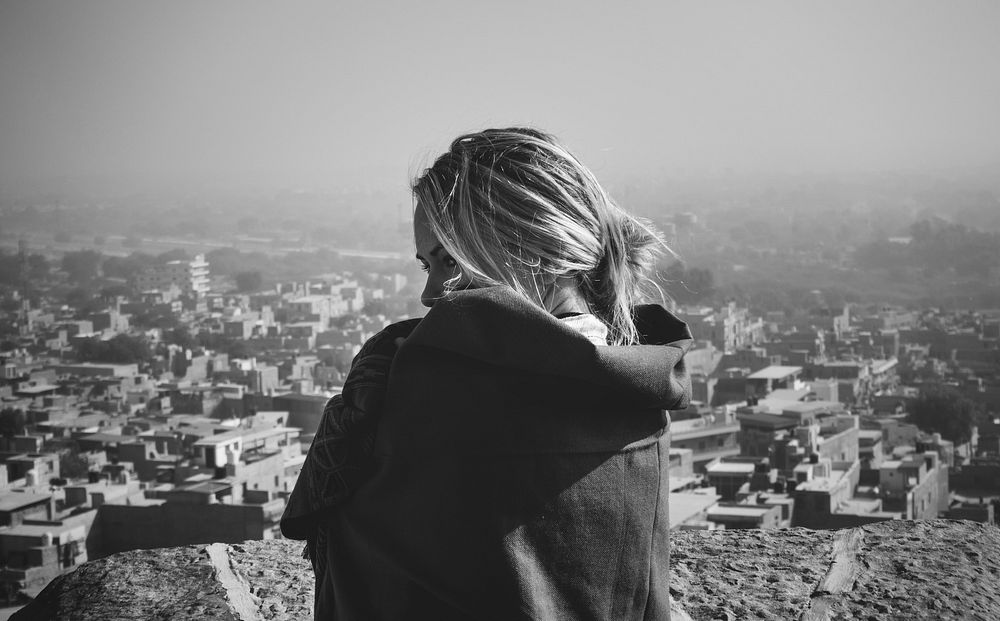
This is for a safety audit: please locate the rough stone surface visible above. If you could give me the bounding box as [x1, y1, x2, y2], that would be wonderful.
[825, 520, 1000, 621]
[10, 545, 237, 621]
[671, 525, 836, 620]
[12, 520, 1000, 620]
[225, 540, 314, 621]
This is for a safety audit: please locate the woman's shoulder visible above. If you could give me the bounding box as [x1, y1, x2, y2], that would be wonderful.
[357, 318, 422, 355]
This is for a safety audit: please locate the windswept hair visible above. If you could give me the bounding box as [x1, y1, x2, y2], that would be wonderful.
[412, 127, 672, 346]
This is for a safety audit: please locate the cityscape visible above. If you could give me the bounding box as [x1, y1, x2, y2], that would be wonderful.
[0, 177, 997, 612]
[2, 1, 998, 617]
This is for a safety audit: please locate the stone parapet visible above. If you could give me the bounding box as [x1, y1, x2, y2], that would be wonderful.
[12, 520, 1000, 620]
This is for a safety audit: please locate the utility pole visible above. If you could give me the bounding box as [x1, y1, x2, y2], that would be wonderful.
[18, 237, 31, 334]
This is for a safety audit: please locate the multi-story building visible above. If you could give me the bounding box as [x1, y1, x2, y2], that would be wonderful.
[791, 459, 895, 529]
[745, 365, 804, 401]
[879, 452, 948, 519]
[680, 302, 764, 354]
[133, 254, 210, 298]
[669, 406, 741, 472]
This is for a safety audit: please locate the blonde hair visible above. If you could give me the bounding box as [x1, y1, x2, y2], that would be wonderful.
[412, 127, 671, 346]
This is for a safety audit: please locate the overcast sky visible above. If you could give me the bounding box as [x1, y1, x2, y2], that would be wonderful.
[1, 0, 998, 195]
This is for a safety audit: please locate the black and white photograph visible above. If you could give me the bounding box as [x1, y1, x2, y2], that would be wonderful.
[1, 1, 999, 619]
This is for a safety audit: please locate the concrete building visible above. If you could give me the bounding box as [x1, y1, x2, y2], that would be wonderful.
[133, 254, 210, 298]
[51, 363, 139, 378]
[705, 460, 760, 501]
[96, 494, 286, 555]
[745, 366, 804, 401]
[943, 502, 995, 524]
[0, 520, 88, 598]
[669, 406, 741, 472]
[858, 429, 885, 469]
[736, 411, 799, 458]
[879, 452, 948, 519]
[706, 503, 783, 530]
[669, 489, 722, 530]
[271, 393, 329, 437]
[0, 493, 53, 527]
[792, 460, 895, 529]
[680, 302, 764, 354]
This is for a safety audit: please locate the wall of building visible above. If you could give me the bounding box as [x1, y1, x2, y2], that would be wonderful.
[818, 427, 859, 463]
[272, 394, 328, 436]
[950, 464, 1000, 493]
[97, 500, 283, 555]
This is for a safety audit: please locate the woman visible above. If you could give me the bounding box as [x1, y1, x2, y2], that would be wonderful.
[282, 127, 692, 620]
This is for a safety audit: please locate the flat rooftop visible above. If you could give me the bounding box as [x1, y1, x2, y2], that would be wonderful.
[736, 411, 799, 429]
[747, 366, 803, 380]
[706, 462, 756, 475]
[0, 523, 77, 538]
[79, 432, 130, 445]
[671, 492, 722, 528]
[0, 492, 51, 512]
[766, 388, 811, 402]
[782, 400, 842, 413]
[15, 384, 58, 395]
[193, 425, 297, 447]
[871, 359, 898, 374]
[707, 505, 773, 518]
[180, 481, 232, 495]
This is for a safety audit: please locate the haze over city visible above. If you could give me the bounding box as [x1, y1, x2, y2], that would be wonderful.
[2, 0, 999, 198]
[2, 3, 1000, 618]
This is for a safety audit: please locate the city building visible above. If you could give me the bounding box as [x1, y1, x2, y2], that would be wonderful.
[133, 254, 210, 298]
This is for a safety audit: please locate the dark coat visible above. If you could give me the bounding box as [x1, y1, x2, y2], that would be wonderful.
[282, 286, 692, 620]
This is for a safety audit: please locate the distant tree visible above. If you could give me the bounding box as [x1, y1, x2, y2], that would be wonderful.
[206, 247, 240, 275]
[164, 327, 197, 351]
[63, 287, 101, 314]
[0, 408, 26, 437]
[100, 284, 130, 299]
[75, 334, 152, 364]
[61, 250, 103, 283]
[907, 384, 986, 445]
[662, 262, 715, 304]
[235, 271, 263, 292]
[156, 248, 189, 263]
[197, 332, 229, 351]
[59, 450, 91, 480]
[123, 235, 141, 248]
[53, 231, 72, 243]
[226, 340, 252, 360]
[171, 349, 190, 378]
[103, 252, 156, 280]
[853, 241, 910, 270]
[906, 219, 1000, 279]
[0, 252, 17, 285]
[27, 254, 49, 280]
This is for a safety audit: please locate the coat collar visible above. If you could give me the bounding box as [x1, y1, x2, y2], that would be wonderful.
[401, 286, 692, 410]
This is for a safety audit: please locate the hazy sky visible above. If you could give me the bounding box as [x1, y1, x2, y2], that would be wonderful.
[1, 1, 999, 195]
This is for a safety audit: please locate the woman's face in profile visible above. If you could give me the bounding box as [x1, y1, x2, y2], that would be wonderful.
[414, 206, 470, 307]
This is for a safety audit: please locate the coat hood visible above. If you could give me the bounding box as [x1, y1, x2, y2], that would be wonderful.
[399, 286, 692, 411]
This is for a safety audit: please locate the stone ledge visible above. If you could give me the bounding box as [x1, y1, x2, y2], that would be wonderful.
[11, 520, 1000, 620]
